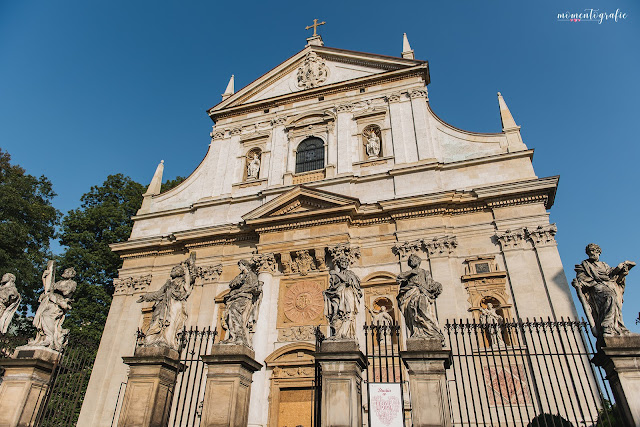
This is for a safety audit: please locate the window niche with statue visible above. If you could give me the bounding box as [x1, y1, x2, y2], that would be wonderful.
[353, 107, 391, 166]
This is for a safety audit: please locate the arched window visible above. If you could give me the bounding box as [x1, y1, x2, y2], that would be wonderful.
[295, 137, 324, 173]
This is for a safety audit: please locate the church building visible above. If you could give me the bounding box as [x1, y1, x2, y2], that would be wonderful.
[78, 27, 580, 427]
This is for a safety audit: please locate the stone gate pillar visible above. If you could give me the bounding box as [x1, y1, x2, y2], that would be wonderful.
[200, 344, 262, 427]
[401, 338, 452, 427]
[0, 347, 59, 427]
[315, 340, 367, 427]
[593, 335, 640, 427]
[117, 346, 181, 427]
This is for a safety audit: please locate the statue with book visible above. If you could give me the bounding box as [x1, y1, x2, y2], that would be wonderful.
[572, 243, 636, 344]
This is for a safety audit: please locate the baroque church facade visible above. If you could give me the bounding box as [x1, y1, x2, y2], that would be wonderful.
[78, 31, 577, 426]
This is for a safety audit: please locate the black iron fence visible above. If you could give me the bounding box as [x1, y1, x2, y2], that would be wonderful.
[444, 318, 620, 427]
[168, 327, 216, 427]
[33, 335, 99, 427]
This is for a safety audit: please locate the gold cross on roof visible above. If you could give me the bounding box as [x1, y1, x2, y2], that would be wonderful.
[305, 18, 326, 37]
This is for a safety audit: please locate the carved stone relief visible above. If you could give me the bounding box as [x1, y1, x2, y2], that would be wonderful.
[296, 52, 328, 89]
[277, 325, 317, 342]
[496, 228, 527, 251]
[290, 250, 317, 276]
[113, 274, 152, 296]
[196, 265, 222, 284]
[393, 236, 458, 259]
[251, 253, 277, 274]
[526, 224, 558, 248]
[277, 277, 327, 328]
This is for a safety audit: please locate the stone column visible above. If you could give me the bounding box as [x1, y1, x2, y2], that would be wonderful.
[117, 346, 181, 427]
[0, 347, 59, 427]
[200, 344, 262, 427]
[593, 335, 640, 427]
[315, 340, 367, 427]
[247, 253, 277, 427]
[401, 338, 452, 427]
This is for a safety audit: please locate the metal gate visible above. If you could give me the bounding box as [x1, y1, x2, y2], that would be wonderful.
[167, 326, 217, 427]
[363, 324, 407, 427]
[34, 335, 99, 427]
[444, 318, 621, 426]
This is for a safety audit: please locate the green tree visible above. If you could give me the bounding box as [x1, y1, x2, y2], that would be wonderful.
[0, 149, 60, 310]
[58, 174, 144, 343]
[160, 175, 186, 193]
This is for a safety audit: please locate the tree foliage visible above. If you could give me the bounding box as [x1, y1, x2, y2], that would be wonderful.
[58, 174, 144, 343]
[0, 149, 60, 310]
[160, 175, 186, 193]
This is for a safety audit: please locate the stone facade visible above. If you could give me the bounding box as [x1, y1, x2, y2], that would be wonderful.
[78, 36, 577, 427]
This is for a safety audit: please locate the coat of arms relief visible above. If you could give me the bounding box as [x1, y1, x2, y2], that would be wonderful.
[296, 52, 328, 89]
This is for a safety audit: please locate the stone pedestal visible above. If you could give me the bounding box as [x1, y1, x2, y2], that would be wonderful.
[593, 335, 640, 427]
[315, 340, 367, 427]
[400, 338, 452, 427]
[0, 347, 59, 427]
[117, 346, 181, 427]
[200, 344, 262, 427]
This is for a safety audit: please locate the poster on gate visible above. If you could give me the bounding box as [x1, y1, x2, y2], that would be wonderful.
[368, 383, 403, 427]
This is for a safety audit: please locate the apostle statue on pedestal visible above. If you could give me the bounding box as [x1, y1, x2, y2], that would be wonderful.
[220, 259, 263, 348]
[0, 273, 21, 334]
[323, 248, 362, 340]
[137, 253, 197, 350]
[29, 261, 77, 351]
[396, 254, 444, 342]
[573, 243, 636, 342]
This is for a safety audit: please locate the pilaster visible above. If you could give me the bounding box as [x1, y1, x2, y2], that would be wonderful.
[247, 253, 277, 426]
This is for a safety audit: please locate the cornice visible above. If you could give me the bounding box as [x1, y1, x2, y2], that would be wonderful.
[115, 176, 558, 259]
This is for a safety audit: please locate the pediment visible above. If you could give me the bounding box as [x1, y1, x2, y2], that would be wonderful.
[210, 46, 424, 113]
[243, 185, 360, 222]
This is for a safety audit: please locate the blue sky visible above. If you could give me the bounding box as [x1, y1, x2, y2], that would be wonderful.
[1, 1, 639, 330]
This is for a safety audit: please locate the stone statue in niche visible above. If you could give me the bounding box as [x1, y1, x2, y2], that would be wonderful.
[221, 259, 263, 348]
[29, 261, 77, 351]
[396, 254, 444, 342]
[572, 243, 636, 342]
[0, 273, 21, 334]
[137, 253, 197, 350]
[323, 253, 362, 340]
[363, 126, 381, 158]
[247, 152, 261, 180]
[480, 303, 505, 348]
[369, 305, 393, 326]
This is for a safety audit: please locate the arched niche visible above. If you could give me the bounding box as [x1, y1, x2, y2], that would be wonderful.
[361, 271, 399, 324]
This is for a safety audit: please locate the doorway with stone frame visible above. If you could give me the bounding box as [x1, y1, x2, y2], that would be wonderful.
[265, 343, 317, 427]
